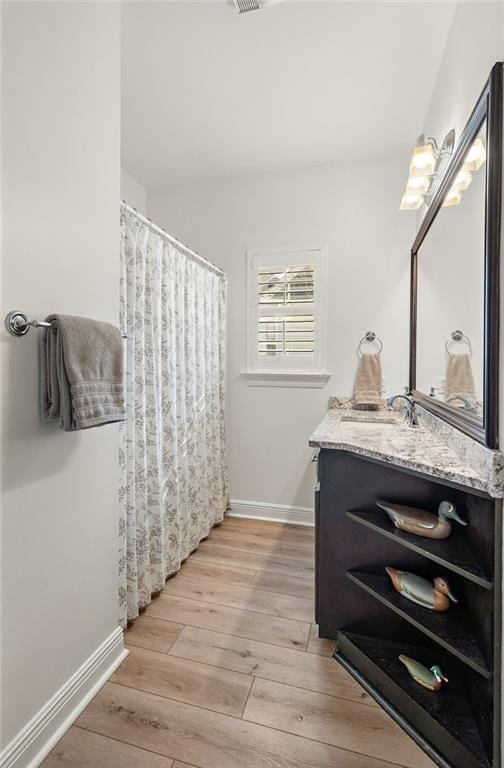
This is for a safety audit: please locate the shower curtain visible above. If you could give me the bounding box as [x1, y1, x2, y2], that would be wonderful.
[118, 204, 229, 625]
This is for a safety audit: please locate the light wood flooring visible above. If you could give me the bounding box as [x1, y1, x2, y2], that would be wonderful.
[42, 516, 436, 768]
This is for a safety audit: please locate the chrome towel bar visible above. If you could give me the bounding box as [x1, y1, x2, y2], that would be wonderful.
[4, 310, 127, 339]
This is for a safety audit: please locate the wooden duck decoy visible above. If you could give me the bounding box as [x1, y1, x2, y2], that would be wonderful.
[385, 567, 457, 611]
[376, 500, 467, 540]
[399, 655, 448, 692]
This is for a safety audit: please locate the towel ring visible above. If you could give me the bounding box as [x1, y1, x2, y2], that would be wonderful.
[358, 331, 383, 355]
[445, 329, 472, 356]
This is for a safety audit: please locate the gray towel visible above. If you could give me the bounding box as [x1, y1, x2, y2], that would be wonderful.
[353, 352, 383, 411]
[40, 314, 125, 431]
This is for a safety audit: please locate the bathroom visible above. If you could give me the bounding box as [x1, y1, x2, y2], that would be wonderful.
[1, 2, 503, 767]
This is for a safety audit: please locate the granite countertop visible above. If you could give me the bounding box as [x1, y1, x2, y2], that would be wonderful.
[309, 405, 498, 495]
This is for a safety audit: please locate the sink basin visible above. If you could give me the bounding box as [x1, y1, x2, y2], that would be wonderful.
[341, 415, 396, 426]
[340, 418, 397, 433]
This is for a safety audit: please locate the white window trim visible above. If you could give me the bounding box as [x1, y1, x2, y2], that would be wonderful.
[243, 371, 331, 388]
[242, 245, 330, 387]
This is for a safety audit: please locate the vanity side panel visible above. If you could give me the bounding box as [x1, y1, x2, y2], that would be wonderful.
[314, 478, 320, 625]
[493, 499, 502, 768]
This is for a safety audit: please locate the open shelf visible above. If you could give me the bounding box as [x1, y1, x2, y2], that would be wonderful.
[346, 570, 490, 678]
[346, 508, 492, 590]
[336, 630, 490, 768]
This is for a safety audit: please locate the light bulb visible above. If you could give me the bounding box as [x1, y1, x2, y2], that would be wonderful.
[406, 176, 430, 195]
[452, 169, 473, 191]
[410, 142, 436, 177]
[442, 187, 462, 207]
[463, 138, 486, 172]
[399, 190, 423, 211]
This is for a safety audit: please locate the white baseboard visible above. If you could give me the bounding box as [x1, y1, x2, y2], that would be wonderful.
[228, 499, 315, 527]
[1, 627, 128, 768]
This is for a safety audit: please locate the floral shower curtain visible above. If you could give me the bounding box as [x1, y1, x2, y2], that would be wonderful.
[118, 204, 229, 626]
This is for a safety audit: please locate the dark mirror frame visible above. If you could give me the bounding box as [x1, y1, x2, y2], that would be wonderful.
[410, 62, 503, 448]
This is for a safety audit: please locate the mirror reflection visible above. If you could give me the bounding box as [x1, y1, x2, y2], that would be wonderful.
[416, 120, 487, 423]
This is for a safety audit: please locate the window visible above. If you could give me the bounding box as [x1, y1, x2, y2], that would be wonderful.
[245, 247, 329, 386]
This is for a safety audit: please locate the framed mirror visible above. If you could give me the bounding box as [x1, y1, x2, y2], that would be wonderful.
[410, 62, 502, 448]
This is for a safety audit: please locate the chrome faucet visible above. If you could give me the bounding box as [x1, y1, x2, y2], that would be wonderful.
[387, 394, 419, 427]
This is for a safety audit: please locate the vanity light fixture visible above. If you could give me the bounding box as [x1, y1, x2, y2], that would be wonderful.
[399, 130, 455, 211]
[442, 135, 486, 207]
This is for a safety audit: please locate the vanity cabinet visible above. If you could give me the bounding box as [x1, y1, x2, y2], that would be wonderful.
[316, 448, 502, 768]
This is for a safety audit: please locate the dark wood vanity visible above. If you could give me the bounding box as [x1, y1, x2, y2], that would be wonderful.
[315, 448, 502, 768]
[313, 61, 503, 768]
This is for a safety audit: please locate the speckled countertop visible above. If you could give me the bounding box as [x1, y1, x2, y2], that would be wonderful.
[309, 403, 503, 496]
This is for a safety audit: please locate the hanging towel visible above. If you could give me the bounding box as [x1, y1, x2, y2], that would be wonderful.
[445, 353, 476, 407]
[353, 352, 383, 410]
[40, 314, 125, 431]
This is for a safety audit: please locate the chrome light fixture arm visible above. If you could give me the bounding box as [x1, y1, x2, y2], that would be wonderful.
[423, 129, 456, 205]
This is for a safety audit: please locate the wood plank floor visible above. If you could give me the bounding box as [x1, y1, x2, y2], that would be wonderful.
[41, 516, 436, 768]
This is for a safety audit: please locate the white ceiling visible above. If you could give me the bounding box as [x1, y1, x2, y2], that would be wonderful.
[121, 1, 455, 190]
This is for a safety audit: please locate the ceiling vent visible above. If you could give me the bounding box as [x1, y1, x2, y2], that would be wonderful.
[234, 0, 262, 11]
[232, 0, 281, 12]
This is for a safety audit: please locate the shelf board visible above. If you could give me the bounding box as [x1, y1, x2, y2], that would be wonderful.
[336, 630, 490, 768]
[346, 508, 492, 590]
[346, 570, 490, 678]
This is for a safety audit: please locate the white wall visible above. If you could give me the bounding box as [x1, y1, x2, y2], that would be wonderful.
[149, 160, 415, 511]
[422, 2, 503, 148]
[1, 1, 122, 757]
[121, 169, 147, 214]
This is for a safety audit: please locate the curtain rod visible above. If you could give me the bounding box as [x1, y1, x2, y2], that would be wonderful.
[121, 200, 225, 278]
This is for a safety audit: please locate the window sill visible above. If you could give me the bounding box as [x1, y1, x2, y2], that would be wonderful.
[241, 371, 331, 388]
